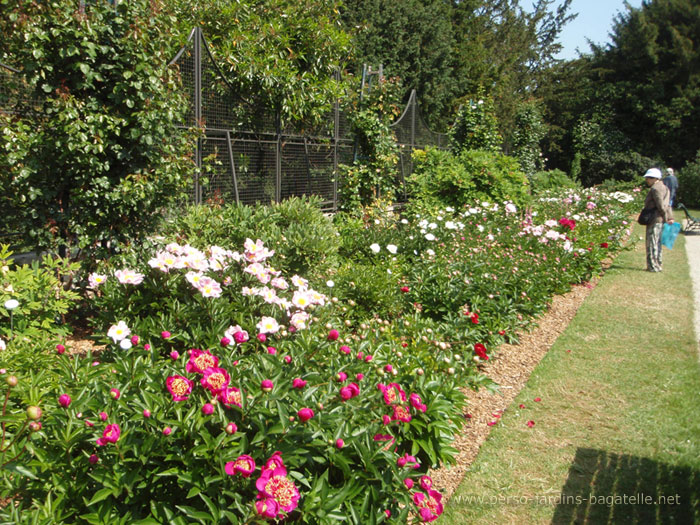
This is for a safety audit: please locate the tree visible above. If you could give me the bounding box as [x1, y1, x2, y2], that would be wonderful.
[0, 0, 194, 260]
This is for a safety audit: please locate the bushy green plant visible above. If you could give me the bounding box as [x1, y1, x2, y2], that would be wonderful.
[512, 101, 546, 178]
[448, 94, 502, 153]
[408, 148, 530, 210]
[0, 0, 195, 262]
[676, 150, 700, 208]
[0, 246, 79, 362]
[530, 169, 581, 193]
[159, 197, 340, 278]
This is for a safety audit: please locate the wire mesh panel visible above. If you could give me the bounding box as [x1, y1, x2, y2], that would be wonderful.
[230, 136, 278, 205]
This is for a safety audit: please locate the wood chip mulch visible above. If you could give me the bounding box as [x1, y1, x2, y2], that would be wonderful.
[428, 276, 600, 503]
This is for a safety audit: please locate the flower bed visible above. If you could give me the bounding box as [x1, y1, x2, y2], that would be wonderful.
[0, 188, 640, 523]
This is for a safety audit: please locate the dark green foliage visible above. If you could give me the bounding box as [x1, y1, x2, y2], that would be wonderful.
[449, 94, 502, 153]
[676, 151, 700, 208]
[511, 101, 547, 178]
[529, 169, 580, 193]
[159, 197, 340, 278]
[0, 0, 194, 262]
[408, 147, 530, 209]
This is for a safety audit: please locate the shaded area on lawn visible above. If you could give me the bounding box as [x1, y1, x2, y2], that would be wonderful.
[552, 447, 700, 524]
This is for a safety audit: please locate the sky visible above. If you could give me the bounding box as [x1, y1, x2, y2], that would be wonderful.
[554, 0, 644, 60]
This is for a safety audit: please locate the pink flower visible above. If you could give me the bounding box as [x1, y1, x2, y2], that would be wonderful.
[365, 354, 373, 362]
[292, 378, 307, 389]
[200, 367, 230, 395]
[99, 412, 108, 421]
[220, 337, 231, 347]
[340, 386, 353, 401]
[534, 397, 542, 402]
[413, 489, 443, 522]
[166, 375, 194, 402]
[202, 403, 215, 415]
[56, 344, 65, 355]
[143, 409, 151, 418]
[144, 343, 151, 351]
[264, 451, 285, 472]
[58, 394, 71, 408]
[298, 408, 314, 422]
[378, 383, 406, 405]
[382, 415, 391, 425]
[283, 355, 292, 364]
[163, 426, 172, 436]
[409, 393, 427, 412]
[89, 454, 98, 464]
[233, 331, 248, 344]
[225, 422, 237, 434]
[339, 345, 351, 354]
[384, 365, 393, 373]
[217, 386, 242, 408]
[401, 286, 410, 293]
[255, 498, 279, 519]
[404, 478, 414, 489]
[519, 404, 526, 409]
[336, 439, 344, 449]
[527, 420, 535, 428]
[335, 371, 347, 382]
[255, 465, 300, 515]
[130, 335, 139, 345]
[356, 373, 364, 381]
[225, 454, 257, 477]
[169, 350, 179, 360]
[96, 423, 121, 446]
[327, 329, 339, 341]
[161, 331, 171, 339]
[110, 388, 120, 400]
[420, 475, 433, 491]
[185, 349, 219, 374]
[267, 346, 276, 355]
[257, 333, 267, 343]
[261, 379, 274, 393]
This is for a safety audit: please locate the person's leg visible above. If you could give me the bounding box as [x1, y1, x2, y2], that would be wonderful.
[646, 223, 663, 271]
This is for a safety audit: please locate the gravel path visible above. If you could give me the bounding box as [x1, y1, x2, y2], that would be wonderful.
[683, 226, 700, 360]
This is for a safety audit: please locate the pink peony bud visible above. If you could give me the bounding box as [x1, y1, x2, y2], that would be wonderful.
[233, 331, 247, 344]
[404, 478, 414, 489]
[85, 420, 94, 427]
[339, 345, 351, 354]
[202, 403, 215, 415]
[130, 335, 139, 345]
[336, 438, 344, 449]
[89, 454, 99, 464]
[99, 412, 108, 421]
[400, 286, 410, 293]
[169, 350, 179, 360]
[340, 386, 353, 401]
[267, 346, 276, 355]
[283, 355, 292, 364]
[383, 415, 391, 425]
[336, 371, 347, 382]
[5, 375, 18, 387]
[56, 344, 66, 354]
[26, 406, 42, 420]
[220, 337, 231, 347]
[143, 409, 151, 418]
[356, 373, 364, 381]
[384, 364, 393, 373]
[292, 378, 307, 389]
[161, 331, 171, 339]
[261, 379, 274, 392]
[28, 421, 42, 432]
[225, 422, 238, 434]
[327, 329, 339, 341]
[163, 426, 172, 436]
[110, 388, 120, 400]
[365, 354, 373, 362]
[58, 394, 71, 408]
[144, 344, 151, 351]
[257, 333, 267, 343]
[297, 408, 314, 422]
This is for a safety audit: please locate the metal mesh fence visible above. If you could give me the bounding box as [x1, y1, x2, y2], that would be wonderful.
[1, 28, 448, 211]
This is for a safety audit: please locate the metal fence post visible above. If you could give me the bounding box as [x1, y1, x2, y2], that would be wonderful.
[194, 27, 203, 204]
[275, 109, 282, 203]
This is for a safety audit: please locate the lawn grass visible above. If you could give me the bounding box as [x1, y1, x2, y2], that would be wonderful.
[441, 224, 700, 524]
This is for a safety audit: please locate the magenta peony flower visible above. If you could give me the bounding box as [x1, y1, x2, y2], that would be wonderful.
[200, 367, 230, 395]
[335, 371, 347, 382]
[420, 475, 433, 491]
[130, 335, 139, 345]
[225, 422, 237, 434]
[267, 346, 276, 355]
[144, 344, 151, 351]
[339, 345, 351, 354]
[169, 350, 178, 360]
[96, 423, 121, 446]
[166, 375, 194, 402]
[255, 465, 300, 515]
[261, 379, 274, 392]
[340, 386, 353, 401]
[58, 394, 71, 408]
[99, 412, 108, 421]
[297, 408, 314, 422]
[185, 349, 219, 374]
[356, 373, 364, 381]
[263, 451, 285, 472]
[336, 439, 344, 449]
[413, 489, 444, 522]
[283, 355, 292, 364]
[327, 329, 339, 341]
[56, 344, 65, 355]
[220, 337, 231, 347]
[161, 331, 171, 339]
[257, 333, 267, 343]
[201, 403, 215, 415]
[404, 478, 414, 489]
[110, 388, 120, 400]
[382, 414, 391, 425]
[225, 454, 256, 477]
[233, 331, 248, 344]
[143, 409, 151, 418]
[162, 426, 172, 436]
[217, 386, 243, 408]
[88, 454, 98, 464]
[292, 378, 307, 389]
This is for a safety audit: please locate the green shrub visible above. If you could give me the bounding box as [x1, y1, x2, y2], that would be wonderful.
[677, 150, 700, 208]
[408, 148, 530, 210]
[160, 197, 340, 278]
[530, 169, 581, 193]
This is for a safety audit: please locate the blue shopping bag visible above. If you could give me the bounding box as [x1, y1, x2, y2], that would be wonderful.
[661, 222, 681, 249]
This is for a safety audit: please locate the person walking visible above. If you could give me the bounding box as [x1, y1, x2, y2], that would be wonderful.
[663, 167, 679, 207]
[642, 168, 674, 272]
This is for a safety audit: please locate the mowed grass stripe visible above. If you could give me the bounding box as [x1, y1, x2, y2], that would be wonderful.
[441, 225, 700, 524]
